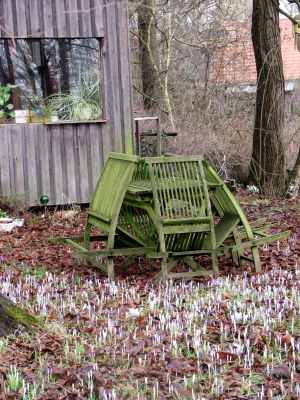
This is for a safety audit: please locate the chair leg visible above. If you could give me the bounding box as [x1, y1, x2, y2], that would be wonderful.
[211, 252, 219, 278]
[120, 254, 136, 266]
[251, 246, 261, 272]
[84, 223, 92, 250]
[182, 256, 208, 272]
[83, 223, 92, 267]
[230, 228, 246, 267]
[107, 256, 114, 279]
[230, 241, 245, 267]
[153, 257, 178, 280]
[161, 258, 168, 284]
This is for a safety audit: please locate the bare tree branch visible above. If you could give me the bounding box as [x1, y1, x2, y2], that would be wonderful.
[270, 0, 300, 25]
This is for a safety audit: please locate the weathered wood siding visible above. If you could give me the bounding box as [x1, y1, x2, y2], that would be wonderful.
[0, 123, 106, 205]
[0, 0, 105, 38]
[0, 0, 134, 205]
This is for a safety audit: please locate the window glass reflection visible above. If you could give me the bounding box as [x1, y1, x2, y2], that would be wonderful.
[0, 38, 101, 120]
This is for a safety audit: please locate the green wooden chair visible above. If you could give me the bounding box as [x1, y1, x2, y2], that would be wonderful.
[50, 152, 155, 279]
[202, 159, 290, 271]
[141, 155, 219, 282]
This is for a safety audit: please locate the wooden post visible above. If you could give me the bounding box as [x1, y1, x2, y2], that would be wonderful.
[135, 119, 140, 155]
[134, 115, 161, 155]
[156, 116, 161, 156]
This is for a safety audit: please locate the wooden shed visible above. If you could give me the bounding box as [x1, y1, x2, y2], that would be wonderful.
[0, 0, 134, 206]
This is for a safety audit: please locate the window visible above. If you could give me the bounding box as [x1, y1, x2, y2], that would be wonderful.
[0, 38, 102, 122]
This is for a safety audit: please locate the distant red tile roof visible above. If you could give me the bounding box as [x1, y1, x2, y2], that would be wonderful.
[281, 18, 300, 79]
[214, 18, 300, 84]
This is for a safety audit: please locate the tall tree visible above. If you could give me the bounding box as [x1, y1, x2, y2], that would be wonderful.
[137, 0, 158, 111]
[250, 0, 286, 196]
[269, 0, 300, 198]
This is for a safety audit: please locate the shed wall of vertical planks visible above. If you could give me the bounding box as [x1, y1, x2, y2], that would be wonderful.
[0, 0, 134, 205]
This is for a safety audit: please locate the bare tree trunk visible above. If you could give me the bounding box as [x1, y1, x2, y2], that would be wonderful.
[137, 0, 158, 111]
[0, 293, 39, 337]
[250, 0, 286, 196]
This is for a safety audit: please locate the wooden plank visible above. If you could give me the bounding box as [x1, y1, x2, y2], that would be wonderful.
[54, 0, 67, 37]
[49, 125, 64, 205]
[163, 224, 211, 235]
[43, 0, 55, 37]
[15, 0, 28, 37]
[116, 0, 134, 154]
[76, 125, 90, 203]
[28, 0, 44, 37]
[101, 123, 111, 165]
[78, 0, 93, 37]
[215, 231, 291, 255]
[163, 217, 211, 225]
[62, 125, 78, 204]
[167, 271, 214, 279]
[24, 0, 31, 38]
[60, 125, 68, 202]
[89, 123, 103, 192]
[90, 0, 104, 36]
[202, 214, 240, 248]
[66, 0, 80, 38]
[50, 235, 108, 243]
[35, 125, 51, 204]
[6, 125, 15, 192]
[99, 38, 105, 117]
[102, 0, 121, 151]
[0, 126, 11, 196]
[70, 247, 154, 257]
[0, 1, 4, 38]
[84, 125, 95, 202]
[24, 124, 39, 204]
[85, 125, 93, 201]
[2, 0, 16, 38]
[11, 124, 25, 194]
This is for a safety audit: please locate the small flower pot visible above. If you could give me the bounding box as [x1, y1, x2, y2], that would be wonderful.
[29, 111, 44, 123]
[15, 110, 30, 123]
[78, 107, 93, 120]
[0, 218, 24, 232]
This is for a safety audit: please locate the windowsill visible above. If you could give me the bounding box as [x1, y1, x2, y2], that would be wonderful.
[0, 119, 108, 126]
[44, 119, 108, 125]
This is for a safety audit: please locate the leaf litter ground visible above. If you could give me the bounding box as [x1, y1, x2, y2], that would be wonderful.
[0, 190, 300, 399]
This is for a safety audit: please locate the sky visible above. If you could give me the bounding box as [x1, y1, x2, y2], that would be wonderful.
[279, 1, 298, 16]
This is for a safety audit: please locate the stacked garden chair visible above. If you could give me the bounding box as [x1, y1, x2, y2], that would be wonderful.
[138, 155, 219, 282]
[50, 152, 290, 282]
[120, 155, 291, 280]
[50, 152, 156, 279]
[201, 160, 290, 272]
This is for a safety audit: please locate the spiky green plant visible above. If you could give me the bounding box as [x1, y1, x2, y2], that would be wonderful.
[46, 70, 101, 121]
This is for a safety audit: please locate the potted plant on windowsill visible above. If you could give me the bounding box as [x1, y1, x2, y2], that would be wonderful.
[0, 83, 17, 123]
[46, 70, 101, 122]
[30, 105, 50, 122]
[15, 110, 30, 123]
[28, 94, 50, 122]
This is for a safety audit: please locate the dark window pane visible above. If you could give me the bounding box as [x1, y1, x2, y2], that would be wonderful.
[0, 38, 101, 122]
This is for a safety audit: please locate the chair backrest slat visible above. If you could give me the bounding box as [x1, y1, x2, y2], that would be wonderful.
[146, 156, 215, 252]
[90, 153, 141, 232]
